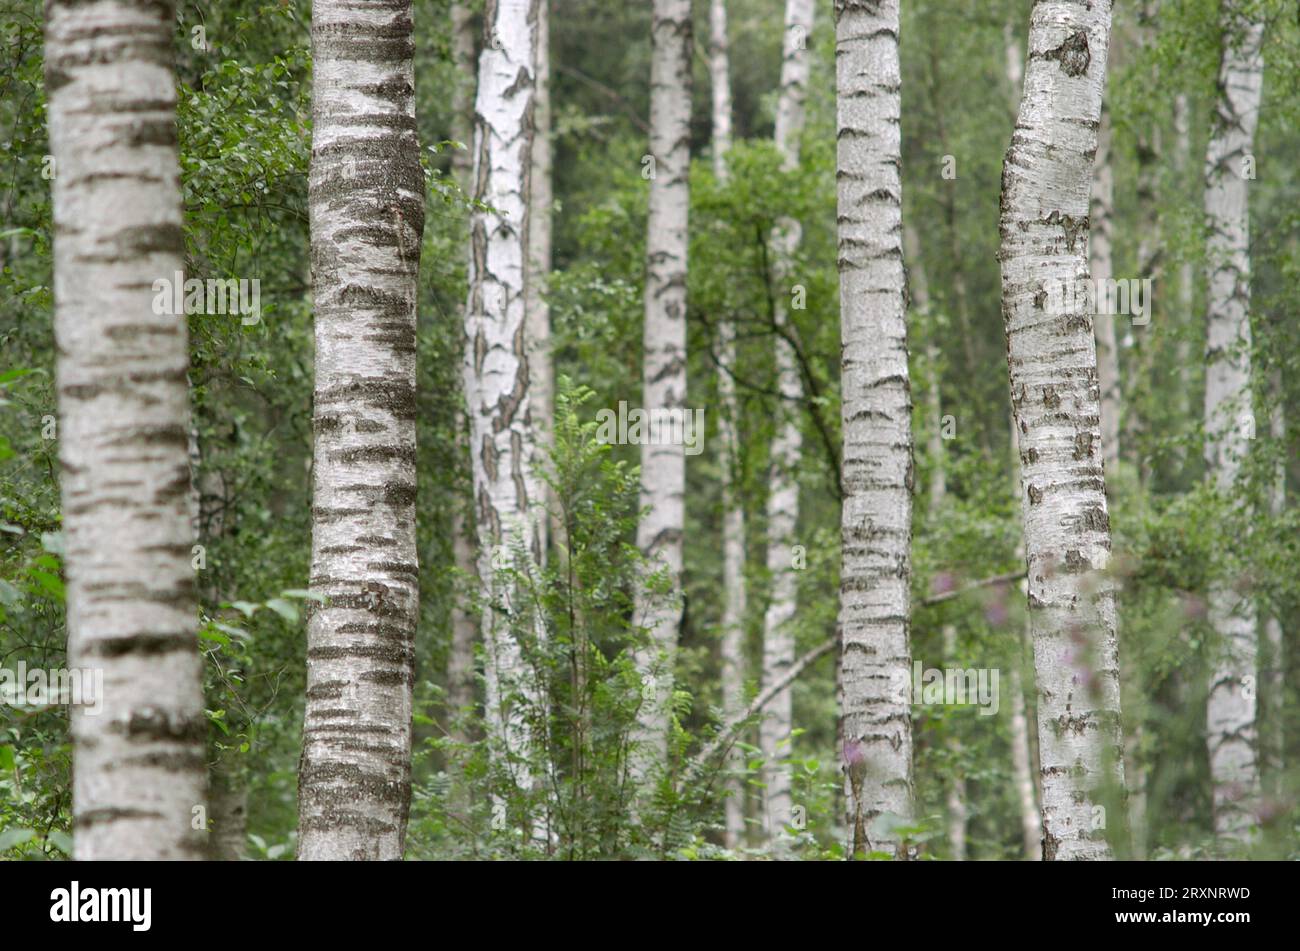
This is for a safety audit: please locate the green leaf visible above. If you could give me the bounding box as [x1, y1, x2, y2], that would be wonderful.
[230, 600, 260, 618]
[0, 745, 14, 771]
[28, 569, 64, 599]
[264, 598, 298, 623]
[0, 827, 35, 852]
[47, 830, 72, 855]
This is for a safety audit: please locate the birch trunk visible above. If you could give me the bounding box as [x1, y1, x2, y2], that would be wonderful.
[299, 0, 424, 861]
[1091, 107, 1120, 472]
[526, 0, 554, 555]
[464, 0, 547, 812]
[46, 0, 207, 860]
[1202, 7, 1264, 844]
[759, 0, 814, 845]
[999, 0, 1125, 861]
[632, 0, 692, 776]
[709, 0, 747, 849]
[834, 0, 914, 859]
[1007, 419, 1046, 860]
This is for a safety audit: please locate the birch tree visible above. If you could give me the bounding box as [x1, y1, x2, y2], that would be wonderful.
[834, 0, 914, 858]
[999, 0, 1125, 861]
[298, 0, 424, 861]
[708, 0, 747, 849]
[759, 0, 815, 846]
[45, 0, 207, 861]
[1091, 107, 1120, 471]
[526, 0, 554, 554]
[632, 0, 692, 774]
[463, 0, 548, 811]
[1202, 3, 1265, 844]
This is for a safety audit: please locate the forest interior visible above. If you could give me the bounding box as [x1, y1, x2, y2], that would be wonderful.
[3, 0, 1300, 882]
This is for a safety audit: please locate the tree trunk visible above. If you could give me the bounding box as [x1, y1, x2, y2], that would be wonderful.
[999, 0, 1125, 861]
[1262, 372, 1285, 796]
[46, 0, 207, 861]
[905, 223, 967, 859]
[1201, 5, 1264, 845]
[834, 0, 914, 859]
[708, 0, 747, 850]
[1091, 106, 1120, 473]
[632, 0, 692, 778]
[463, 0, 547, 820]
[299, 0, 424, 861]
[448, 0, 479, 745]
[526, 0, 554, 556]
[759, 0, 815, 846]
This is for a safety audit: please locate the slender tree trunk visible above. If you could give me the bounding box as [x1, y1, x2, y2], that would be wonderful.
[1174, 93, 1195, 438]
[1000, 0, 1125, 861]
[1091, 106, 1120, 473]
[708, 0, 732, 182]
[450, 0, 476, 184]
[448, 0, 479, 744]
[464, 0, 547, 816]
[1262, 372, 1285, 796]
[632, 0, 692, 777]
[834, 0, 914, 859]
[759, 0, 815, 846]
[708, 0, 747, 850]
[46, 0, 207, 861]
[299, 0, 424, 861]
[1202, 5, 1264, 845]
[526, 0, 554, 555]
[905, 223, 967, 859]
[209, 763, 249, 861]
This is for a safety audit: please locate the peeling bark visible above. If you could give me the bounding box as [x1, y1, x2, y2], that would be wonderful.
[299, 0, 424, 861]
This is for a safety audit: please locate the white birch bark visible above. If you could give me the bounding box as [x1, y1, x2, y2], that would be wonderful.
[632, 0, 692, 776]
[759, 0, 814, 845]
[834, 0, 914, 858]
[708, 0, 747, 849]
[46, 0, 207, 860]
[463, 0, 547, 810]
[526, 0, 554, 555]
[999, 0, 1125, 861]
[1091, 107, 1120, 472]
[708, 0, 733, 183]
[299, 0, 424, 860]
[1202, 6, 1264, 844]
[1006, 412, 1047, 861]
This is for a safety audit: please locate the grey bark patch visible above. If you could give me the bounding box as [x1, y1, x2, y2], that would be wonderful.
[1044, 30, 1091, 78]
